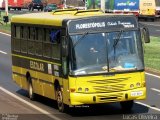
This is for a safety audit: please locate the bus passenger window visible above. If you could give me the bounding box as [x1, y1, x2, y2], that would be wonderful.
[28, 40, 35, 54]
[50, 30, 60, 43]
[43, 28, 51, 58]
[14, 38, 20, 52]
[35, 42, 42, 56]
[35, 28, 43, 56]
[21, 26, 28, 39]
[43, 43, 52, 58]
[35, 28, 43, 41]
[14, 26, 21, 51]
[52, 44, 60, 59]
[21, 26, 28, 53]
[29, 27, 35, 40]
[15, 26, 20, 39]
[45, 29, 51, 42]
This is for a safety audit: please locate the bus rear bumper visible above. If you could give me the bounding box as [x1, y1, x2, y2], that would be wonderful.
[70, 87, 146, 105]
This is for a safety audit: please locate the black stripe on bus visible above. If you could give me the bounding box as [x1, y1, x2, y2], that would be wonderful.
[13, 72, 54, 85]
[12, 54, 62, 77]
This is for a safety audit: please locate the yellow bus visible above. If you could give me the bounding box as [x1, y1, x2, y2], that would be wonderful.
[11, 9, 150, 112]
[139, 0, 160, 21]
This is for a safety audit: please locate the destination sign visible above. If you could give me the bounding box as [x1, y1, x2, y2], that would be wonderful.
[68, 16, 138, 34]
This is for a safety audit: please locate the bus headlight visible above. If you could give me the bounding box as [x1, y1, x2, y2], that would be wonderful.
[136, 82, 141, 87]
[85, 88, 89, 92]
[130, 84, 134, 88]
[78, 87, 82, 92]
[142, 81, 146, 87]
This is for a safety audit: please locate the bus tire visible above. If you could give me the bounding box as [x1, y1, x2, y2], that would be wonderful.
[28, 77, 35, 100]
[120, 100, 134, 111]
[56, 87, 67, 112]
[151, 18, 155, 22]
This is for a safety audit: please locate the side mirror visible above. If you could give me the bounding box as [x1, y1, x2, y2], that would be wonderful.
[62, 57, 68, 76]
[62, 36, 68, 57]
[139, 23, 150, 43]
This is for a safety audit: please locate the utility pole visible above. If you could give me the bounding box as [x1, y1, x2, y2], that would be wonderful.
[5, 0, 8, 16]
[83, 0, 87, 10]
[3, 0, 9, 24]
[101, 0, 105, 13]
[63, 0, 66, 9]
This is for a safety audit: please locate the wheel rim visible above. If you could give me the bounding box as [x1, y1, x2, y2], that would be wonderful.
[29, 84, 33, 98]
[57, 90, 63, 111]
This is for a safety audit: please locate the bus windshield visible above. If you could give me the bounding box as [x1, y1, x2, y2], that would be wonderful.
[70, 30, 144, 75]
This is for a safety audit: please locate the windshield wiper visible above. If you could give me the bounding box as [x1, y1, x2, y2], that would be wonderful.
[112, 30, 124, 60]
[113, 30, 123, 48]
[73, 32, 88, 48]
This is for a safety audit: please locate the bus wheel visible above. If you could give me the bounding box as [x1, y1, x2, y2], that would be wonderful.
[151, 18, 155, 22]
[56, 87, 65, 112]
[120, 100, 134, 111]
[28, 78, 35, 100]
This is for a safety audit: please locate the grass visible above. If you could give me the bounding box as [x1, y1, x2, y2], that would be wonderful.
[144, 37, 160, 71]
[0, 11, 13, 34]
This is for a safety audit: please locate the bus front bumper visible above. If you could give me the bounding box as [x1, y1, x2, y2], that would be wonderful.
[70, 87, 146, 105]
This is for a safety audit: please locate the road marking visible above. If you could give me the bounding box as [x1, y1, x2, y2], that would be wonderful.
[151, 88, 160, 93]
[144, 23, 160, 27]
[0, 86, 62, 120]
[0, 32, 11, 36]
[145, 72, 160, 79]
[136, 102, 160, 112]
[0, 50, 7, 54]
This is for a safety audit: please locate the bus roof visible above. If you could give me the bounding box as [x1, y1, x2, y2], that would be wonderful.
[11, 9, 135, 26]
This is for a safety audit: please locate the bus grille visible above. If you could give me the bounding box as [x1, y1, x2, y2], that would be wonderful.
[97, 93, 123, 102]
[93, 84, 125, 93]
[88, 77, 129, 93]
[88, 77, 129, 84]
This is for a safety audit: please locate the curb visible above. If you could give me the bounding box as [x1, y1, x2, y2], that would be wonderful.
[145, 67, 160, 76]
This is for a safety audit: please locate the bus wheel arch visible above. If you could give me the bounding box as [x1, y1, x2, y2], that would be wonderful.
[26, 72, 35, 100]
[54, 80, 66, 112]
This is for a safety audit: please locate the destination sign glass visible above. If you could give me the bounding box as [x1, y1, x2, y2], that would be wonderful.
[68, 16, 138, 34]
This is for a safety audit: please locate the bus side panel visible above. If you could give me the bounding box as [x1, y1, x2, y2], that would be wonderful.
[38, 72, 55, 99]
[62, 78, 70, 105]
[12, 66, 28, 90]
[26, 68, 61, 100]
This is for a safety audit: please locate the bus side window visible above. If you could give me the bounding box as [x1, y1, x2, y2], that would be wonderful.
[15, 26, 21, 39]
[43, 28, 52, 58]
[21, 26, 28, 53]
[28, 27, 35, 55]
[52, 43, 60, 60]
[14, 26, 21, 52]
[51, 29, 61, 59]
[35, 27, 43, 56]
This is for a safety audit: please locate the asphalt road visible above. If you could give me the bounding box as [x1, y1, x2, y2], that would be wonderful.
[139, 18, 160, 37]
[0, 22, 160, 120]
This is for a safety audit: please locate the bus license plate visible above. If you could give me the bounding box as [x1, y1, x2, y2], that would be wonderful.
[131, 91, 143, 97]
